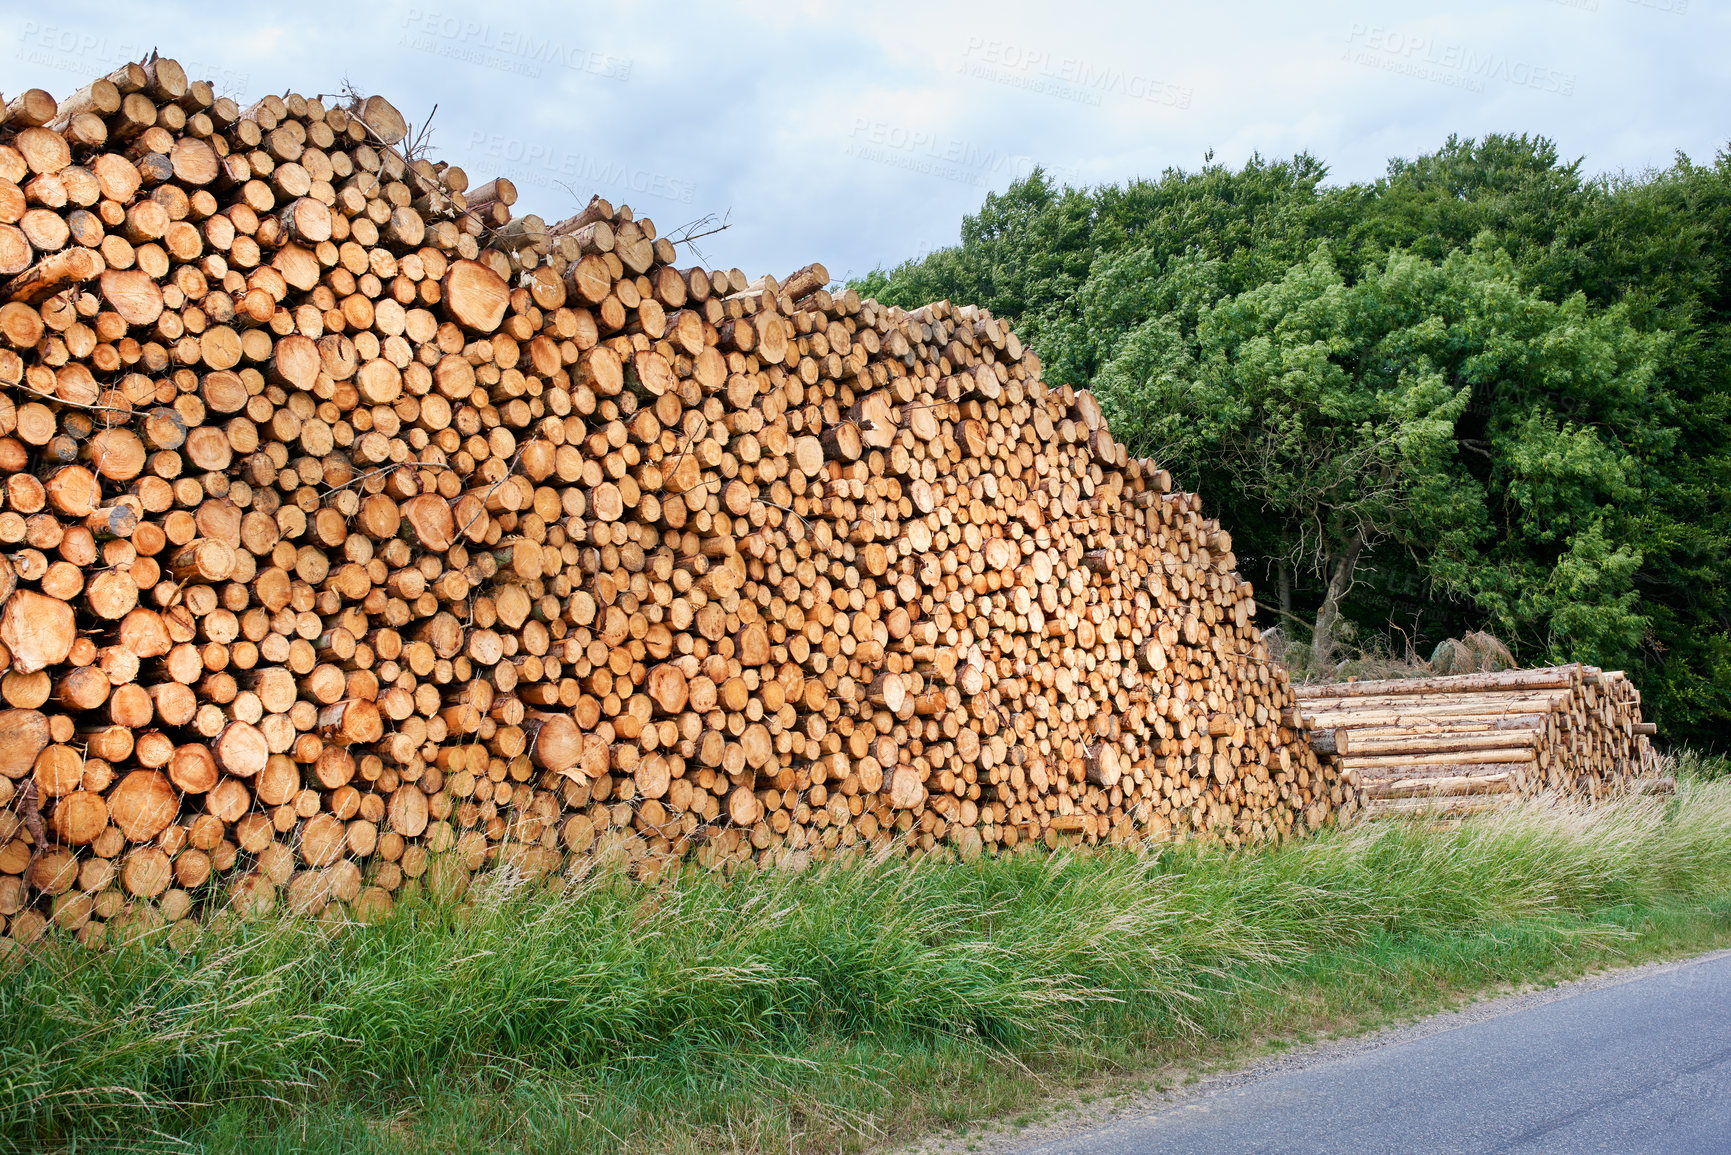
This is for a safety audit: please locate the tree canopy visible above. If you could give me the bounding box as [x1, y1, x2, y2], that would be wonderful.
[856, 138, 1731, 747]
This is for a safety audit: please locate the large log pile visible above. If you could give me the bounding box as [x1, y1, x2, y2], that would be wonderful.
[1294, 666, 1658, 818]
[0, 59, 1351, 948]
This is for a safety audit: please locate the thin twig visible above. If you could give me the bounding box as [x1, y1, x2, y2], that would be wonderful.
[660, 412, 710, 493]
[3, 380, 133, 415]
[666, 211, 732, 265]
[456, 445, 527, 541]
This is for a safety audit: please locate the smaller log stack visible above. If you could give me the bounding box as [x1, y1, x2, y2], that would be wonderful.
[1293, 666, 1659, 818]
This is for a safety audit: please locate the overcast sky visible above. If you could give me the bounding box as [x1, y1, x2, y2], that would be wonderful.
[9, 0, 1724, 284]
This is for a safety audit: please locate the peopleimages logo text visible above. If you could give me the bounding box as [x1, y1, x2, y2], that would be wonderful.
[14, 22, 249, 97]
[465, 132, 696, 205]
[845, 118, 1075, 182]
[401, 9, 631, 80]
[961, 37, 1193, 108]
[1343, 24, 1575, 95]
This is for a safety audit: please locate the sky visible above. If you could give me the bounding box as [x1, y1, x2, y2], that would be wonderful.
[7, 0, 1724, 284]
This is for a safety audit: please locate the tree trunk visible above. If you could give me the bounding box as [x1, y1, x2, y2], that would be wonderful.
[1311, 531, 1364, 673]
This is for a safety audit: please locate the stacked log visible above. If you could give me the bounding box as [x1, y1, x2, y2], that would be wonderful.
[1294, 666, 1658, 818]
[0, 58, 1351, 949]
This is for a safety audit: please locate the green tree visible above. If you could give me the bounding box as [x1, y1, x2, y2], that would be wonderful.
[1099, 244, 1660, 674]
[855, 138, 1731, 746]
[1097, 245, 1472, 666]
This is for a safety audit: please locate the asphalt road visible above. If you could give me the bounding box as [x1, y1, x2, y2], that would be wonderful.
[1019, 949, 1731, 1155]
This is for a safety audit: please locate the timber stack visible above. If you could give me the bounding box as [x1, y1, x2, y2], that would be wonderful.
[1294, 666, 1658, 818]
[0, 57, 1350, 949]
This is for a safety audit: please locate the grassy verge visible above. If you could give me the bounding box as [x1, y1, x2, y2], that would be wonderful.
[5, 779, 1730, 1155]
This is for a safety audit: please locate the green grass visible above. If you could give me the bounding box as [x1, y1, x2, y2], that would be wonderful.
[5, 779, 1731, 1155]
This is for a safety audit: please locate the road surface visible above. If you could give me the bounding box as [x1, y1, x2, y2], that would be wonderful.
[1016, 949, 1731, 1155]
